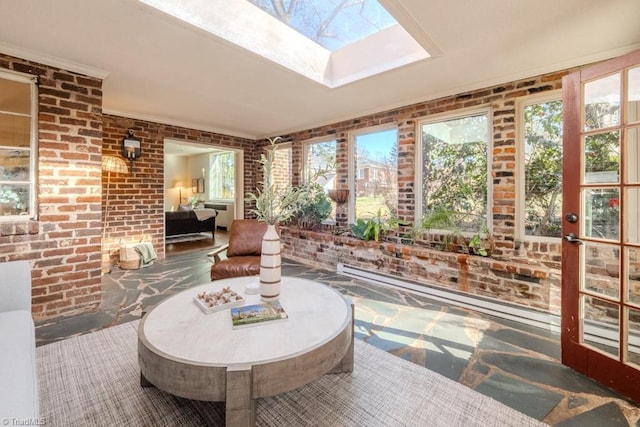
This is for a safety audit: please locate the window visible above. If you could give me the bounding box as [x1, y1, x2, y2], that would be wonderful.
[303, 138, 337, 221]
[518, 93, 563, 239]
[351, 128, 398, 220]
[0, 72, 37, 220]
[208, 151, 235, 200]
[417, 109, 490, 232]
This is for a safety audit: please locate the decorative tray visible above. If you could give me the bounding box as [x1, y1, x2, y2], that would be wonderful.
[193, 286, 245, 314]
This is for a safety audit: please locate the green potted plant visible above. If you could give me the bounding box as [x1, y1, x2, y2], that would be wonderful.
[246, 137, 308, 300]
[293, 183, 332, 230]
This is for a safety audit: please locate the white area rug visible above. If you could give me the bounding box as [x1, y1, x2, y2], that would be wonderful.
[36, 320, 547, 426]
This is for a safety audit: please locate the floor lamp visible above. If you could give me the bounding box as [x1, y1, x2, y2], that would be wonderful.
[102, 155, 129, 273]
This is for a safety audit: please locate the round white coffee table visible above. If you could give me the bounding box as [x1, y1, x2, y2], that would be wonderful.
[138, 276, 354, 427]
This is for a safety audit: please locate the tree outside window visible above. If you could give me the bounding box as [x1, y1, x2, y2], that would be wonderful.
[303, 139, 337, 220]
[522, 99, 563, 238]
[420, 112, 489, 232]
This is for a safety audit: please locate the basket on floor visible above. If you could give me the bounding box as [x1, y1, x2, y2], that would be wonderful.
[119, 244, 141, 270]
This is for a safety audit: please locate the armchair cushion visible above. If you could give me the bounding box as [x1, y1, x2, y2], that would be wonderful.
[226, 220, 267, 257]
[210, 219, 268, 281]
[210, 256, 262, 280]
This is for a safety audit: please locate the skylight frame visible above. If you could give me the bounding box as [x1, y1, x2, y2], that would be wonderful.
[138, 0, 430, 88]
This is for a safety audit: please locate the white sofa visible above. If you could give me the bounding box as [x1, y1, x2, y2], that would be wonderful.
[0, 261, 38, 420]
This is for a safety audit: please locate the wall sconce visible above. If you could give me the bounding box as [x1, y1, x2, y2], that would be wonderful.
[122, 129, 141, 169]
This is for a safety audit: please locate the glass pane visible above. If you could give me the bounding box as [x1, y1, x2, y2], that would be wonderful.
[583, 188, 620, 241]
[583, 241, 620, 299]
[627, 307, 640, 367]
[0, 114, 30, 148]
[583, 131, 620, 183]
[626, 188, 640, 244]
[626, 127, 640, 183]
[0, 79, 30, 115]
[421, 113, 488, 232]
[304, 140, 337, 222]
[626, 247, 640, 305]
[247, 0, 397, 51]
[581, 295, 619, 358]
[0, 148, 30, 181]
[208, 151, 235, 200]
[523, 99, 563, 238]
[354, 129, 397, 219]
[584, 73, 620, 131]
[0, 183, 29, 215]
[628, 66, 640, 124]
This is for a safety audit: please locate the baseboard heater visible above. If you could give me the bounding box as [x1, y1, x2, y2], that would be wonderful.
[337, 263, 561, 333]
[337, 264, 640, 355]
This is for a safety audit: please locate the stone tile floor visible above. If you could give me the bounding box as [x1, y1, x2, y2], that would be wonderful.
[35, 238, 640, 426]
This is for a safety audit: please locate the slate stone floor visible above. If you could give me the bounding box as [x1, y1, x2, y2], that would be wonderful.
[35, 235, 640, 426]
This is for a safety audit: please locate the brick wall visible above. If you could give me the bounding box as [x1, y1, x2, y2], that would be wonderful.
[101, 115, 257, 268]
[270, 70, 577, 314]
[0, 54, 103, 319]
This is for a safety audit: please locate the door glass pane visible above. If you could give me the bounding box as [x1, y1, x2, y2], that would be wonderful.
[584, 73, 620, 131]
[583, 188, 620, 241]
[627, 127, 640, 183]
[584, 131, 620, 183]
[583, 241, 620, 299]
[626, 188, 640, 244]
[628, 67, 640, 124]
[627, 247, 640, 305]
[627, 307, 640, 367]
[582, 295, 620, 358]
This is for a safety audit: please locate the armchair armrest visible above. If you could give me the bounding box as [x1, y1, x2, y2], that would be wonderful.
[0, 260, 32, 313]
[207, 244, 229, 263]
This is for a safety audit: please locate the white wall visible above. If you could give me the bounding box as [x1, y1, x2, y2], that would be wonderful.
[164, 154, 188, 211]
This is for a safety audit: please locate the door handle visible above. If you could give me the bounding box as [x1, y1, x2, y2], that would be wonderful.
[564, 233, 582, 244]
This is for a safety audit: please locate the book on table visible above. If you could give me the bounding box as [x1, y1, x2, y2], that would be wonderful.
[230, 301, 288, 329]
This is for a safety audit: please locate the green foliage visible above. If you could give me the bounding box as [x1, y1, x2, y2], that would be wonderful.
[523, 100, 563, 238]
[246, 137, 307, 225]
[421, 113, 488, 232]
[350, 209, 398, 241]
[293, 183, 332, 228]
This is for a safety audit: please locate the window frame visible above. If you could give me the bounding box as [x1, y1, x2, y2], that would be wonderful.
[348, 124, 399, 223]
[515, 90, 563, 242]
[414, 105, 493, 234]
[0, 70, 38, 222]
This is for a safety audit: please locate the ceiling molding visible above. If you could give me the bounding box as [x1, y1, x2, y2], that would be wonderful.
[0, 42, 109, 79]
[103, 108, 258, 141]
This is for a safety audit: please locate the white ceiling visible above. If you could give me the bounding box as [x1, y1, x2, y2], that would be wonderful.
[1, 0, 640, 140]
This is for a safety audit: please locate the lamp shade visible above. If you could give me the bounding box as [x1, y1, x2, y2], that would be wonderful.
[174, 180, 184, 188]
[102, 155, 129, 174]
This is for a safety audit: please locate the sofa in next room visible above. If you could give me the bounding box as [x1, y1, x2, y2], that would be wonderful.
[165, 208, 217, 239]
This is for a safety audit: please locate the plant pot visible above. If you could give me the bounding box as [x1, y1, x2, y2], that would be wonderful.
[260, 223, 281, 301]
[328, 189, 349, 204]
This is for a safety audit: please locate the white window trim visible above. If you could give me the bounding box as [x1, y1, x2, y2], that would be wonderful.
[0, 70, 38, 222]
[348, 124, 398, 224]
[414, 105, 493, 234]
[515, 90, 562, 243]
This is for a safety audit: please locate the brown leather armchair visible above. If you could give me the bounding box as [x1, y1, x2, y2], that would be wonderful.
[209, 219, 268, 281]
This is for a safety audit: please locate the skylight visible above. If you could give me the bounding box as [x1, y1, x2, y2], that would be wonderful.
[139, 0, 430, 88]
[246, 0, 397, 52]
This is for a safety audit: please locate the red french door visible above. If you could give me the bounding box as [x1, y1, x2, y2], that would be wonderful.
[562, 49, 640, 401]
